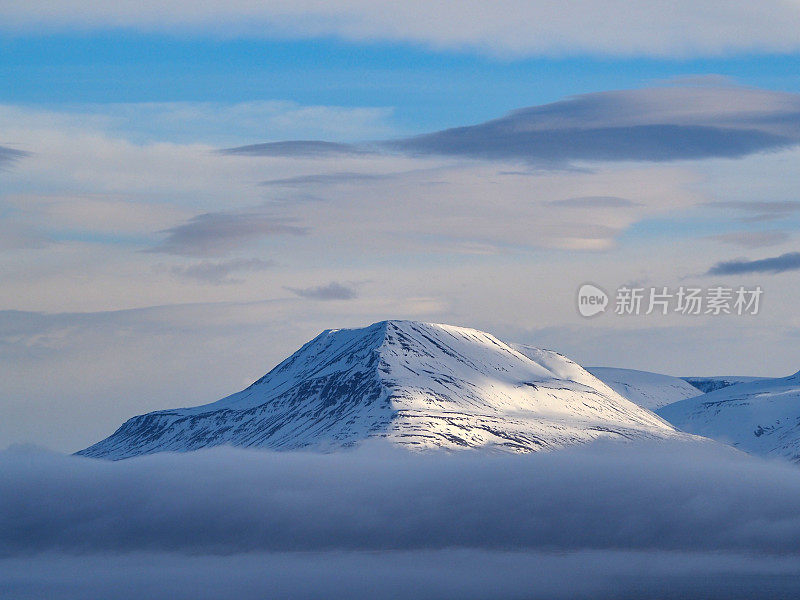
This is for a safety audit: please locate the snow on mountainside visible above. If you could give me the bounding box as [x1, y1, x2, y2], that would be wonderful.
[658, 371, 800, 462]
[79, 321, 686, 460]
[587, 367, 702, 411]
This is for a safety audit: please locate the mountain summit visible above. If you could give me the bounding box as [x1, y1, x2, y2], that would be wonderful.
[79, 320, 682, 459]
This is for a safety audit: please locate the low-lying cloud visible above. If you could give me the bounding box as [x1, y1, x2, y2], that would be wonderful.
[5, 440, 800, 598]
[148, 211, 308, 256]
[707, 251, 800, 275]
[3, 441, 800, 556]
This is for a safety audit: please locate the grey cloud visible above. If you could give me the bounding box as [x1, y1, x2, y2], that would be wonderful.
[546, 196, 641, 208]
[390, 123, 789, 164]
[0, 222, 50, 251]
[261, 172, 389, 187]
[230, 86, 800, 167]
[712, 230, 790, 249]
[286, 281, 358, 300]
[220, 141, 369, 157]
[0, 145, 28, 169]
[706, 201, 800, 222]
[707, 251, 800, 275]
[4, 442, 800, 558]
[148, 212, 308, 257]
[170, 258, 275, 284]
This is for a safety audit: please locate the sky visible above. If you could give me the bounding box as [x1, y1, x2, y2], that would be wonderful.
[2, 2, 800, 452]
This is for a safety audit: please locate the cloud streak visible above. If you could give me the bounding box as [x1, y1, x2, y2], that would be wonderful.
[0, 145, 27, 169]
[706, 200, 800, 222]
[711, 230, 790, 249]
[169, 258, 275, 284]
[148, 212, 308, 257]
[286, 281, 358, 300]
[707, 251, 800, 275]
[222, 141, 368, 157]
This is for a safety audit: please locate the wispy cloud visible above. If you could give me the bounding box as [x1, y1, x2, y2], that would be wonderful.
[261, 172, 390, 187]
[707, 251, 800, 275]
[286, 281, 358, 300]
[147, 212, 308, 257]
[0, 145, 27, 169]
[711, 230, 790, 249]
[169, 258, 275, 284]
[706, 201, 800, 222]
[546, 196, 641, 208]
[222, 141, 368, 157]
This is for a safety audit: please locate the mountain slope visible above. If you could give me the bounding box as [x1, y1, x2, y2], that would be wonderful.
[658, 371, 800, 462]
[587, 367, 702, 411]
[79, 321, 684, 459]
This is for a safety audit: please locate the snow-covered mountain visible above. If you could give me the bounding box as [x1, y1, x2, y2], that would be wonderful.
[658, 371, 800, 462]
[587, 367, 702, 411]
[79, 321, 686, 459]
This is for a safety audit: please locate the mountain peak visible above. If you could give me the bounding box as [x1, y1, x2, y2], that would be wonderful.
[78, 320, 683, 459]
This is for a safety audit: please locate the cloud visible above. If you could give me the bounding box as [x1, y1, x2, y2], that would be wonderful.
[147, 211, 308, 257]
[4, 1, 800, 58]
[0, 145, 27, 169]
[261, 172, 390, 187]
[706, 200, 800, 222]
[286, 281, 358, 300]
[169, 258, 275, 284]
[0, 222, 50, 251]
[386, 85, 800, 165]
[706, 251, 800, 275]
[4, 441, 800, 558]
[222, 141, 368, 157]
[712, 230, 790, 249]
[546, 196, 641, 208]
[231, 86, 800, 167]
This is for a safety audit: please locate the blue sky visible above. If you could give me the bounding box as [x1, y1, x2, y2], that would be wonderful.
[5, 33, 800, 136]
[3, 2, 800, 451]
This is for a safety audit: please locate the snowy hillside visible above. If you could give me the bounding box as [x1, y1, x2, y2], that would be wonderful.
[79, 321, 685, 459]
[658, 372, 800, 462]
[587, 367, 701, 411]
